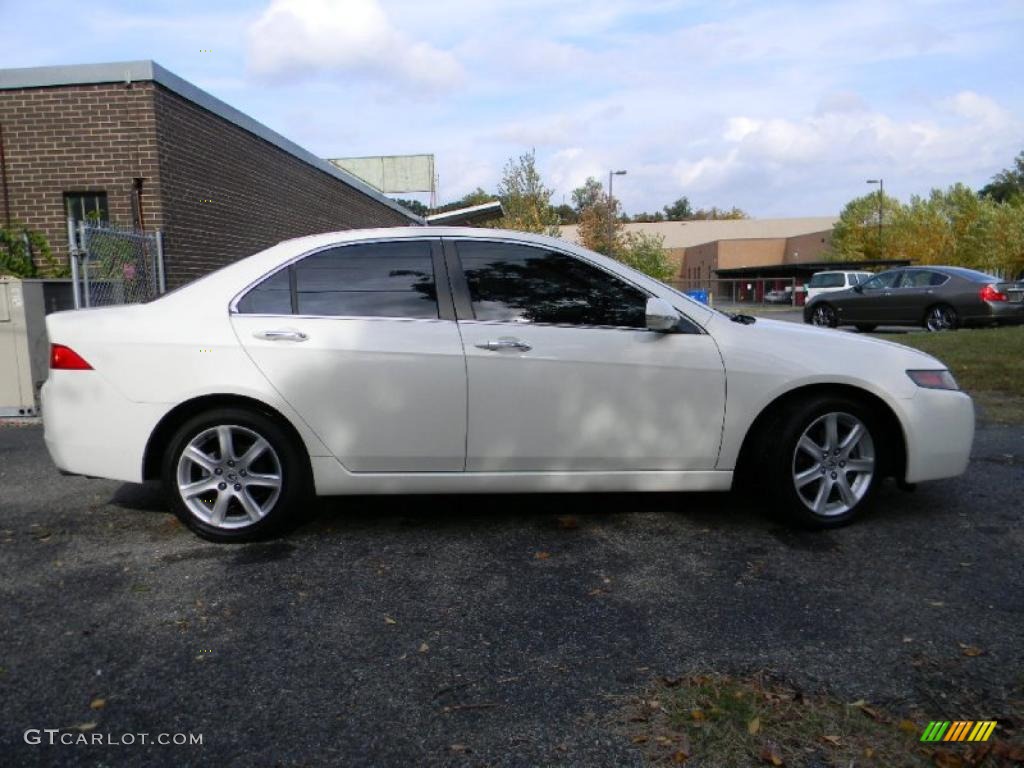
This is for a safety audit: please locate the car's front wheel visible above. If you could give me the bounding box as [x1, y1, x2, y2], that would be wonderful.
[808, 303, 838, 328]
[758, 396, 883, 528]
[162, 407, 310, 542]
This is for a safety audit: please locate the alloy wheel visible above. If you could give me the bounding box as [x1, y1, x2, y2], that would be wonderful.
[926, 306, 956, 332]
[811, 305, 835, 327]
[791, 412, 875, 517]
[176, 424, 283, 529]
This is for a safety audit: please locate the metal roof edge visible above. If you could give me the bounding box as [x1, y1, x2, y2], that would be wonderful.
[0, 60, 423, 224]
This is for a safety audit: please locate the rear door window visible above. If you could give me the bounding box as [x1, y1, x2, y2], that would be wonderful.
[236, 240, 439, 319]
[809, 273, 845, 288]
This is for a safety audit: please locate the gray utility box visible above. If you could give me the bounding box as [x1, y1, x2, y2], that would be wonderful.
[0, 278, 75, 417]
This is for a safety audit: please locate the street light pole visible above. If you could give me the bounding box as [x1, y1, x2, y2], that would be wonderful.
[608, 169, 626, 255]
[866, 178, 884, 256]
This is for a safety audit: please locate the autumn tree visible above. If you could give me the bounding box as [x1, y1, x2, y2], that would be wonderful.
[495, 150, 561, 235]
[574, 178, 624, 257]
[829, 192, 902, 261]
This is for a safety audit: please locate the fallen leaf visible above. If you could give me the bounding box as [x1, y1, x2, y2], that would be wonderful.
[72, 722, 97, 732]
[931, 748, 965, 768]
[89, 698, 106, 710]
[927, 600, 946, 608]
[759, 743, 784, 765]
[384, 616, 397, 625]
[864, 747, 875, 759]
[690, 709, 706, 721]
[418, 642, 429, 654]
[449, 743, 468, 753]
[899, 719, 918, 733]
[672, 748, 691, 764]
[821, 735, 841, 746]
[631, 735, 648, 744]
[655, 736, 675, 747]
[849, 699, 883, 721]
[958, 643, 984, 657]
[661, 676, 683, 688]
[534, 551, 551, 560]
[748, 717, 761, 735]
[557, 516, 579, 530]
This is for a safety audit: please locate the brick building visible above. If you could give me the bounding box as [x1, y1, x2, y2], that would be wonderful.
[0, 61, 419, 287]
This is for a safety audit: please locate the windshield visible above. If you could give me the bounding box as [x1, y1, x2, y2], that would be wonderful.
[808, 272, 845, 288]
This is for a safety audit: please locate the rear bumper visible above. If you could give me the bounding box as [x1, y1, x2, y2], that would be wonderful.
[900, 387, 974, 483]
[41, 371, 167, 484]
[964, 301, 1024, 325]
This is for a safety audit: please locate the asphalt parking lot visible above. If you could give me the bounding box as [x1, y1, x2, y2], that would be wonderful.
[1, 421, 1022, 767]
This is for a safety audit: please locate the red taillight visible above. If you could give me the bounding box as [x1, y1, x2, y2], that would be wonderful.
[50, 344, 93, 370]
[979, 284, 1007, 302]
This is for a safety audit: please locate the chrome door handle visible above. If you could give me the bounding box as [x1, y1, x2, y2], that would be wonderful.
[475, 338, 531, 352]
[254, 329, 308, 342]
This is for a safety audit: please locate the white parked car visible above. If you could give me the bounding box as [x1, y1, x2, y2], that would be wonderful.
[42, 228, 974, 541]
[805, 270, 874, 302]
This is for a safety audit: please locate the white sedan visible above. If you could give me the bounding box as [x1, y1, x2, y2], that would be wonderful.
[42, 228, 975, 541]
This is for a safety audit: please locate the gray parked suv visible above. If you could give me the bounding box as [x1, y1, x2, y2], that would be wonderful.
[803, 266, 1024, 331]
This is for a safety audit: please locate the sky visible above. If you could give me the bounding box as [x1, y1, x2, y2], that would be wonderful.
[1, 0, 1022, 217]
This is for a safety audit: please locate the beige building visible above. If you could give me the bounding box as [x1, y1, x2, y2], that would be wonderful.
[559, 217, 838, 280]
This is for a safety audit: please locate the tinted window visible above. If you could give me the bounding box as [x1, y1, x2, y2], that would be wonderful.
[456, 242, 648, 328]
[809, 272, 845, 288]
[901, 270, 949, 288]
[236, 268, 292, 314]
[860, 271, 901, 290]
[236, 240, 438, 318]
[944, 267, 1000, 283]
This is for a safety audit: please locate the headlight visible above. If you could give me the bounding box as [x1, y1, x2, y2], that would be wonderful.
[907, 369, 959, 391]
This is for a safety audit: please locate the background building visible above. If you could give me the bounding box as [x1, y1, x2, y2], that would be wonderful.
[561, 217, 838, 280]
[0, 61, 419, 288]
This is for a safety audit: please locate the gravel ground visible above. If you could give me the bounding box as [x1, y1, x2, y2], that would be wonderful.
[1, 423, 1021, 767]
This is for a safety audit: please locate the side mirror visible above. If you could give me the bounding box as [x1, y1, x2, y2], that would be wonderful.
[645, 297, 681, 332]
[853, 284, 864, 293]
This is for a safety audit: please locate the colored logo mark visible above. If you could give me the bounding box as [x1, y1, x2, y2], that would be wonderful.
[921, 721, 997, 742]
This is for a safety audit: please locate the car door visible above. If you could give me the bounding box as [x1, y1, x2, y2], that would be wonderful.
[838, 270, 903, 324]
[230, 238, 467, 472]
[890, 269, 945, 324]
[445, 238, 726, 472]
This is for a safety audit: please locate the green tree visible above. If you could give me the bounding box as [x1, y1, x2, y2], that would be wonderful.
[618, 231, 674, 281]
[0, 225, 65, 278]
[662, 197, 693, 221]
[429, 187, 498, 216]
[495, 150, 560, 235]
[829, 192, 903, 261]
[979, 150, 1024, 203]
[689, 206, 749, 220]
[571, 177, 604, 214]
[393, 198, 429, 216]
[552, 203, 577, 224]
[631, 211, 665, 222]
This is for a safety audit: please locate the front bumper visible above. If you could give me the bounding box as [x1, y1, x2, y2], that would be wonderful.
[899, 387, 974, 483]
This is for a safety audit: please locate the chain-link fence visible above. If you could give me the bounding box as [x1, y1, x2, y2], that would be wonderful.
[68, 219, 165, 308]
[669, 278, 803, 308]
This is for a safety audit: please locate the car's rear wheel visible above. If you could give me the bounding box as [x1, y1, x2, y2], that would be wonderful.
[757, 395, 883, 528]
[809, 303, 838, 328]
[855, 324, 877, 333]
[925, 304, 958, 332]
[161, 407, 310, 542]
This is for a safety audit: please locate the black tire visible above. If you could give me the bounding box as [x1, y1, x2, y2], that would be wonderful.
[752, 394, 884, 529]
[924, 304, 959, 332]
[808, 303, 838, 328]
[855, 324, 877, 333]
[161, 407, 311, 542]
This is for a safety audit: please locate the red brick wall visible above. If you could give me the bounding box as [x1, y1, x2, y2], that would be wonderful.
[150, 86, 412, 287]
[0, 80, 415, 285]
[0, 82, 163, 269]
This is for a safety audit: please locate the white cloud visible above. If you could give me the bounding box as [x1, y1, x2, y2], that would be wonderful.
[246, 0, 463, 89]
